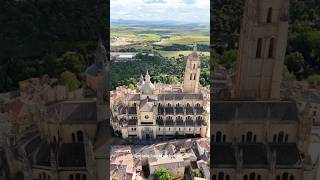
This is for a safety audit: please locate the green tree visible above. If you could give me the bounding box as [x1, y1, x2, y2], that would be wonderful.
[155, 167, 173, 180]
[283, 66, 296, 81]
[307, 74, 320, 83]
[194, 168, 203, 178]
[60, 71, 80, 91]
[58, 51, 86, 74]
[285, 52, 304, 77]
[216, 50, 237, 70]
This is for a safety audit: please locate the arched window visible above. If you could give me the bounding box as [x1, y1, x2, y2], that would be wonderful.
[242, 135, 245, 142]
[216, 131, 222, 143]
[77, 130, 84, 142]
[82, 175, 87, 180]
[244, 175, 248, 180]
[268, 38, 275, 58]
[289, 175, 294, 180]
[75, 174, 81, 180]
[273, 134, 277, 142]
[285, 134, 289, 142]
[53, 136, 57, 143]
[190, 74, 193, 80]
[158, 103, 162, 107]
[212, 175, 217, 180]
[257, 175, 261, 180]
[278, 131, 284, 143]
[69, 174, 74, 180]
[218, 172, 224, 180]
[72, 133, 76, 143]
[249, 173, 256, 180]
[256, 38, 263, 58]
[186, 103, 190, 107]
[167, 103, 171, 107]
[246, 131, 253, 143]
[194, 74, 196, 80]
[253, 135, 257, 142]
[196, 103, 200, 107]
[267, 8, 272, 23]
[223, 135, 226, 142]
[176, 103, 180, 107]
[193, 64, 196, 69]
[282, 173, 289, 180]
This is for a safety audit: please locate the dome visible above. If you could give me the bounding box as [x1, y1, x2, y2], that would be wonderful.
[137, 74, 145, 88]
[141, 82, 155, 94]
[141, 71, 155, 94]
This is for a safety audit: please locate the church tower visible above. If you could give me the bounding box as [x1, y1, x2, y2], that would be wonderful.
[183, 44, 201, 93]
[234, 0, 289, 100]
[95, 40, 109, 121]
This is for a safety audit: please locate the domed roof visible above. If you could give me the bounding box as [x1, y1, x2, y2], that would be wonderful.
[137, 74, 145, 88]
[141, 82, 155, 94]
[141, 71, 155, 94]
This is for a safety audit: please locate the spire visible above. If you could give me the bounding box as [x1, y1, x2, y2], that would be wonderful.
[145, 70, 151, 83]
[193, 43, 197, 52]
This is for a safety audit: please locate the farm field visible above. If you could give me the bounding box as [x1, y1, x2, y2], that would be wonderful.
[159, 50, 210, 58]
[155, 36, 210, 45]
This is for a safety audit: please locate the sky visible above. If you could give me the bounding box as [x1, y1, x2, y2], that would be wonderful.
[111, 0, 210, 24]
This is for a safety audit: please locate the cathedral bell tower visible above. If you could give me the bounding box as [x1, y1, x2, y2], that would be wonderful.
[95, 40, 109, 121]
[183, 44, 201, 93]
[234, 0, 289, 100]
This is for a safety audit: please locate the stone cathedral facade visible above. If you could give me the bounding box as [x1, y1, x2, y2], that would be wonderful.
[212, 0, 319, 180]
[110, 46, 210, 140]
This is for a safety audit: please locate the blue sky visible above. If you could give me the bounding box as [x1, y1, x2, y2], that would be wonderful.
[111, 0, 210, 23]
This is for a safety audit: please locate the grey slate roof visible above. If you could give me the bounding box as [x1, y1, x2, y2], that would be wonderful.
[158, 93, 204, 100]
[212, 143, 302, 167]
[127, 94, 140, 101]
[270, 143, 301, 165]
[47, 101, 97, 123]
[213, 101, 298, 121]
[85, 63, 103, 76]
[33, 142, 86, 168]
[212, 143, 236, 165]
[58, 143, 86, 167]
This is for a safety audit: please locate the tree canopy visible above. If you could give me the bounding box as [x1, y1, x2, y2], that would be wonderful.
[154, 167, 173, 180]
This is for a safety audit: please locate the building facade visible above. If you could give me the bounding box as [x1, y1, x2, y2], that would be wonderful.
[110, 47, 210, 140]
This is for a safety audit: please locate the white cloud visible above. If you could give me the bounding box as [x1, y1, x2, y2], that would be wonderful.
[110, 0, 209, 23]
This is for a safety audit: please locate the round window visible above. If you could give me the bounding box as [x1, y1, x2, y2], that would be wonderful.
[145, 115, 149, 119]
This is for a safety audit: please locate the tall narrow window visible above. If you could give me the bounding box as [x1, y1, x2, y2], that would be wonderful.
[193, 64, 196, 69]
[194, 74, 196, 80]
[72, 133, 76, 143]
[77, 130, 84, 142]
[249, 173, 256, 180]
[268, 38, 275, 58]
[256, 38, 262, 58]
[282, 173, 289, 180]
[190, 74, 192, 80]
[267, 8, 272, 23]
[218, 172, 224, 180]
[216, 131, 222, 143]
